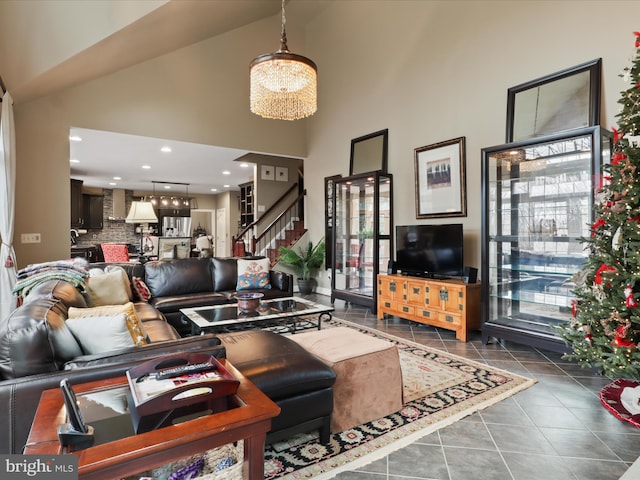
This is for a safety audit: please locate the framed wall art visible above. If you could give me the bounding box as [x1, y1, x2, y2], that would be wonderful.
[506, 58, 601, 142]
[261, 165, 274, 181]
[414, 137, 466, 219]
[275, 166, 289, 182]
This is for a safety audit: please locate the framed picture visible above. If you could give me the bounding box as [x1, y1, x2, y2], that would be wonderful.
[275, 166, 289, 182]
[506, 58, 601, 142]
[414, 137, 466, 219]
[261, 165, 274, 181]
[349, 129, 388, 175]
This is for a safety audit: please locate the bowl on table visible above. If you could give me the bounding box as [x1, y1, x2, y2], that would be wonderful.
[234, 292, 264, 313]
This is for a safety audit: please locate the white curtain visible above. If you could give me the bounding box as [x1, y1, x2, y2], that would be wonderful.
[0, 91, 17, 322]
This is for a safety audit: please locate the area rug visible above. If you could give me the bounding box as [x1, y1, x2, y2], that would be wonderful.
[263, 318, 536, 480]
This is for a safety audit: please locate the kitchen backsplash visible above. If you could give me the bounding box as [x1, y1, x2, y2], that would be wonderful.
[74, 189, 141, 247]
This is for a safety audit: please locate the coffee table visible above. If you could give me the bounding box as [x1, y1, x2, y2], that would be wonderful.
[24, 359, 280, 480]
[181, 296, 334, 335]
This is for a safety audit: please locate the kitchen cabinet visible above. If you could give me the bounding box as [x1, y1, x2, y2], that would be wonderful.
[158, 205, 191, 217]
[481, 126, 612, 352]
[70, 246, 100, 263]
[83, 194, 104, 229]
[331, 171, 393, 312]
[70, 179, 84, 228]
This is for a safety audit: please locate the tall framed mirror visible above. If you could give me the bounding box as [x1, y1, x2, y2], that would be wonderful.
[506, 59, 602, 142]
[349, 129, 388, 175]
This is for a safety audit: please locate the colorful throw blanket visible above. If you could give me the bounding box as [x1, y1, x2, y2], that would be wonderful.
[13, 258, 89, 298]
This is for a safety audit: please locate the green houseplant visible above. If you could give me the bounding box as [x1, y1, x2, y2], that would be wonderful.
[278, 239, 326, 295]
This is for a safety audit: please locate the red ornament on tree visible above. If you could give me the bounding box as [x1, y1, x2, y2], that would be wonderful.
[613, 325, 636, 348]
[626, 285, 638, 308]
[594, 263, 616, 286]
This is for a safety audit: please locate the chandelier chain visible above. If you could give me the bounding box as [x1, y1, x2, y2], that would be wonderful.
[282, 0, 286, 30]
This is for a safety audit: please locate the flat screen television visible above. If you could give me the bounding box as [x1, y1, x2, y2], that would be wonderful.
[395, 224, 464, 278]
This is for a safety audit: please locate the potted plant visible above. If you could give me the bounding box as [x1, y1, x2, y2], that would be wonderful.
[278, 239, 326, 295]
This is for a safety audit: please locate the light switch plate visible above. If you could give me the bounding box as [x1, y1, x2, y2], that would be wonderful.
[21, 233, 41, 244]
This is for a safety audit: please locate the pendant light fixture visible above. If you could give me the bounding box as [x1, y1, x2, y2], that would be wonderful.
[250, 0, 317, 121]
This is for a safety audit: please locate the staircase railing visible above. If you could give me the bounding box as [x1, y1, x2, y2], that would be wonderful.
[252, 189, 307, 263]
[233, 183, 306, 261]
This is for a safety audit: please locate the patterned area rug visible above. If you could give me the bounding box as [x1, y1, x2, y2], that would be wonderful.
[263, 318, 536, 480]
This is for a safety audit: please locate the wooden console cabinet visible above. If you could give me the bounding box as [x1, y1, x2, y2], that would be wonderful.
[377, 274, 481, 342]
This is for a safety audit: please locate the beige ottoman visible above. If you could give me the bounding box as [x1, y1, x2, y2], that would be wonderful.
[289, 326, 403, 432]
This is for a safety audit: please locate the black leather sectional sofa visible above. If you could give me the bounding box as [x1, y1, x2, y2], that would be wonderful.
[0, 256, 335, 454]
[104, 256, 294, 336]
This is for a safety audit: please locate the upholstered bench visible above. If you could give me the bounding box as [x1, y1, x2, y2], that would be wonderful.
[289, 326, 403, 432]
[217, 330, 337, 444]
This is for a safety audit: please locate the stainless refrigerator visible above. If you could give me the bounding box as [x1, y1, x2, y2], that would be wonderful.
[162, 216, 192, 237]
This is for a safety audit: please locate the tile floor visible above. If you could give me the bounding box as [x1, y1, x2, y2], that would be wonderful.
[307, 294, 640, 480]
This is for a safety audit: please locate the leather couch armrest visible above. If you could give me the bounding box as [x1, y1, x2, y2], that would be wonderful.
[270, 270, 293, 295]
[63, 334, 224, 369]
[0, 334, 225, 454]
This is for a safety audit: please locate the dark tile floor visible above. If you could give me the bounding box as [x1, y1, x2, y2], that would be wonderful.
[307, 294, 640, 480]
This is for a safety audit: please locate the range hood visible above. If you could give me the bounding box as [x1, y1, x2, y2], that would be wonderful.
[108, 189, 127, 221]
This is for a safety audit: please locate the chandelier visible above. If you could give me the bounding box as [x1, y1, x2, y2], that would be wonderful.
[249, 0, 317, 121]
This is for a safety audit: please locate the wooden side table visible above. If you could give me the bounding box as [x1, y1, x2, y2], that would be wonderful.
[24, 359, 280, 480]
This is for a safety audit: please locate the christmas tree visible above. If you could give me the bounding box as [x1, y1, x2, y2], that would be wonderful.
[559, 31, 640, 379]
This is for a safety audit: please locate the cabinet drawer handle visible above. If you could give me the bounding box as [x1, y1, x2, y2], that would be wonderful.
[390, 282, 396, 292]
[422, 310, 430, 318]
[385, 302, 391, 308]
[402, 306, 410, 313]
[413, 287, 420, 294]
[440, 288, 449, 301]
[445, 315, 454, 323]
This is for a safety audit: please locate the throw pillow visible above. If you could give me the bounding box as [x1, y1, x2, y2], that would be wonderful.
[66, 313, 135, 355]
[236, 258, 271, 291]
[85, 268, 131, 306]
[104, 265, 134, 300]
[68, 302, 149, 346]
[132, 276, 152, 301]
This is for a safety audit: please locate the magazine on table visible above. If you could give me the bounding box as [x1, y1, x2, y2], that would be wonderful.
[129, 369, 223, 403]
[125, 353, 239, 415]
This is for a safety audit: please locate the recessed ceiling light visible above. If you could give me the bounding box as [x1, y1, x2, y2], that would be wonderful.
[161, 146, 172, 153]
[210, 188, 218, 192]
[109, 182, 117, 186]
[223, 184, 230, 188]
[164, 185, 171, 189]
[240, 163, 249, 168]
[222, 170, 231, 175]
[70, 159, 80, 164]
[69, 135, 82, 142]
[113, 176, 121, 180]
[142, 165, 151, 169]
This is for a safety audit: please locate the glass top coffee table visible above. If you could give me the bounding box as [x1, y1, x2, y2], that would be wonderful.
[181, 296, 334, 335]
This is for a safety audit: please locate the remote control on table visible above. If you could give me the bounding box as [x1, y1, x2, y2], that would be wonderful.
[155, 362, 216, 380]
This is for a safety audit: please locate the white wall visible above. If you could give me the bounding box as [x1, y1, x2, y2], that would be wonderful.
[12, 10, 308, 266]
[9, 0, 640, 272]
[301, 0, 640, 290]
